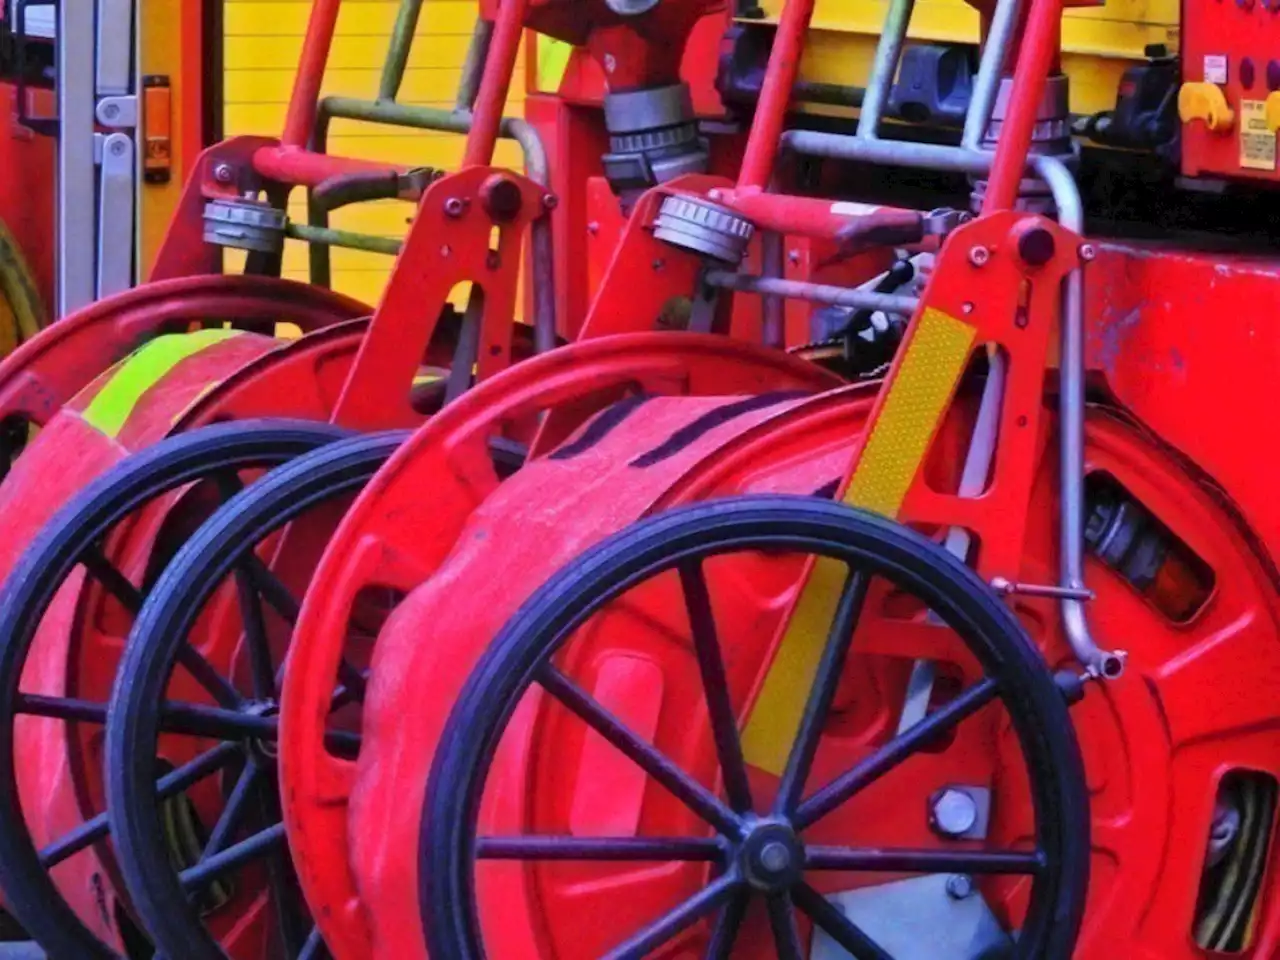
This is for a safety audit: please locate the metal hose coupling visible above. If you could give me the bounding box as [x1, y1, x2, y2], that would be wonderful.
[602, 83, 710, 197]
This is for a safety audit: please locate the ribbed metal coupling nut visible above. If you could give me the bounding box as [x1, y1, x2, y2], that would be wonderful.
[203, 198, 287, 254]
[652, 195, 754, 264]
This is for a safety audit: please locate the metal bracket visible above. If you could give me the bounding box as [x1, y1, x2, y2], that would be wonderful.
[990, 576, 1095, 601]
[97, 132, 135, 298]
[812, 874, 1013, 960]
[96, 94, 137, 129]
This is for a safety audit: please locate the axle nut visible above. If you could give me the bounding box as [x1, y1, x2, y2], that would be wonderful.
[758, 841, 792, 873]
[1017, 226, 1056, 267]
[930, 787, 979, 839]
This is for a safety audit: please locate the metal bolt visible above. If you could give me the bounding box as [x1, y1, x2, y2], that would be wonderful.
[946, 874, 975, 900]
[543, 193, 559, 210]
[109, 140, 126, 157]
[1079, 243, 1097, 261]
[443, 197, 466, 218]
[930, 788, 979, 839]
[603, 53, 617, 74]
[759, 841, 791, 873]
[708, 189, 723, 201]
[961, 302, 975, 314]
[587, 221, 600, 236]
[440, 244, 452, 258]
[652, 258, 664, 271]
[212, 163, 235, 184]
[104, 104, 119, 119]
[788, 249, 801, 266]
[968, 246, 990, 267]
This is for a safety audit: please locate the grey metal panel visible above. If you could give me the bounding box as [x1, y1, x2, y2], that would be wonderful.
[56, 0, 98, 316]
[95, 0, 133, 96]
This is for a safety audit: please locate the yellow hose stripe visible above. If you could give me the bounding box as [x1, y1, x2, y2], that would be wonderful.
[536, 35, 574, 93]
[740, 307, 976, 775]
[81, 329, 245, 438]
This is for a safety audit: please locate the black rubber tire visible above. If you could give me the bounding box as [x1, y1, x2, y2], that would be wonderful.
[105, 431, 407, 960]
[421, 495, 1091, 960]
[0, 419, 350, 960]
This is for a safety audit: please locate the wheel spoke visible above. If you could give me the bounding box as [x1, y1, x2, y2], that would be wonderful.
[176, 644, 245, 709]
[795, 676, 999, 829]
[41, 741, 243, 867]
[805, 845, 1045, 875]
[156, 740, 244, 794]
[200, 760, 262, 860]
[768, 894, 804, 960]
[791, 881, 891, 960]
[40, 812, 109, 868]
[16, 694, 105, 724]
[234, 566, 277, 700]
[257, 785, 307, 957]
[81, 544, 143, 613]
[774, 569, 869, 816]
[476, 836, 725, 862]
[600, 870, 743, 960]
[299, 926, 328, 960]
[334, 658, 368, 703]
[158, 701, 358, 756]
[180, 822, 286, 892]
[537, 663, 741, 837]
[243, 556, 302, 624]
[703, 891, 747, 959]
[679, 561, 752, 814]
[160, 701, 277, 741]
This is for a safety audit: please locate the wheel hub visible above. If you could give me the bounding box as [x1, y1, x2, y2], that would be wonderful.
[738, 820, 803, 892]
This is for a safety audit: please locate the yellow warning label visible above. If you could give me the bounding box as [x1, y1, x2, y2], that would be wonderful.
[1240, 100, 1277, 171]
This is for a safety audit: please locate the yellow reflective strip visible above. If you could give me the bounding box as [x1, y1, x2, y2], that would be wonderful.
[536, 35, 573, 93]
[81, 329, 244, 438]
[841, 308, 978, 516]
[740, 307, 976, 775]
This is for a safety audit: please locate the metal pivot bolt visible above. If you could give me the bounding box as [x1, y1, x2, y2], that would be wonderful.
[212, 163, 235, 185]
[480, 175, 524, 223]
[946, 874, 976, 900]
[930, 787, 980, 839]
[1017, 226, 1056, 267]
[443, 197, 466, 218]
[968, 245, 990, 267]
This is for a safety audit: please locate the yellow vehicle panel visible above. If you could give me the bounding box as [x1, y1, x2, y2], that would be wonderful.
[223, 0, 525, 306]
[138, 0, 188, 279]
[756, 0, 1179, 117]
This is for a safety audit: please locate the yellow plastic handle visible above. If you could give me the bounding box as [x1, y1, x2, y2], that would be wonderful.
[1178, 82, 1236, 133]
[1266, 92, 1280, 134]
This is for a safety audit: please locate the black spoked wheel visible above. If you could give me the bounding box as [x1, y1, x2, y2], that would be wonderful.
[421, 496, 1090, 960]
[0, 420, 349, 959]
[104, 431, 409, 960]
